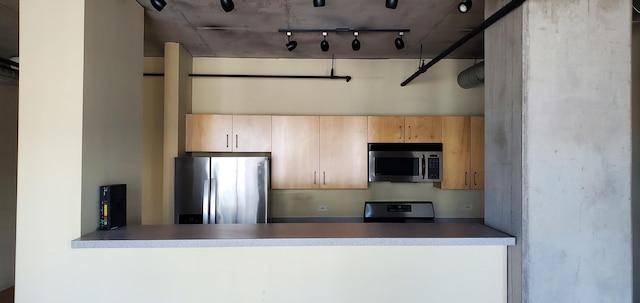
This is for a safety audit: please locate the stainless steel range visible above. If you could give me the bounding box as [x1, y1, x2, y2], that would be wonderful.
[363, 201, 435, 223]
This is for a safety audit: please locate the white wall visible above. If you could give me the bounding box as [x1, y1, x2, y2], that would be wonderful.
[142, 58, 164, 224]
[190, 58, 485, 219]
[16, 0, 143, 301]
[80, 0, 144, 233]
[0, 84, 17, 290]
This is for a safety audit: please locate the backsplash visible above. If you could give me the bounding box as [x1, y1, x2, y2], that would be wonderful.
[270, 182, 484, 219]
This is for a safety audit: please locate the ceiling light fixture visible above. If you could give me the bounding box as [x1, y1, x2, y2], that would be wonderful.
[313, 0, 326, 7]
[320, 32, 330, 52]
[395, 32, 405, 50]
[458, 0, 472, 13]
[385, 0, 398, 9]
[351, 31, 361, 51]
[221, 0, 235, 12]
[285, 32, 297, 51]
[150, 0, 166, 11]
[278, 28, 409, 53]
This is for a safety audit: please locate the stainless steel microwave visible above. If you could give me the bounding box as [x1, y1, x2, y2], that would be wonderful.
[368, 143, 443, 183]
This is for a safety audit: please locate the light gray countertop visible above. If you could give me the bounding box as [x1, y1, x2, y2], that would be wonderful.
[71, 223, 515, 248]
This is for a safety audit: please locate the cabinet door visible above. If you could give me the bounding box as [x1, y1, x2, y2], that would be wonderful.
[438, 116, 471, 189]
[232, 115, 272, 152]
[271, 116, 320, 189]
[319, 116, 368, 189]
[405, 116, 442, 143]
[367, 116, 405, 143]
[470, 116, 484, 190]
[185, 114, 232, 152]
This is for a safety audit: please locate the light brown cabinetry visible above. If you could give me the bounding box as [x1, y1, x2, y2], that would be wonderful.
[319, 116, 368, 188]
[271, 116, 368, 189]
[185, 114, 271, 152]
[368, 116, 442, 143]
[271, 116, 320, 189]
[435, 116, 484, 190]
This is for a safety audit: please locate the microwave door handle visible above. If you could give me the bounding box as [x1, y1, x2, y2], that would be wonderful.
[422, 155, 426, 179]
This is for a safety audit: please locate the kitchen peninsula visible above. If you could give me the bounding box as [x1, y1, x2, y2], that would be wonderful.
[71, 223, 514, 303]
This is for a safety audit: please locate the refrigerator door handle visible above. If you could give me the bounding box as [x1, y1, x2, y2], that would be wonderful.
[210, 178, 217, 224]
[202, 179, 211, 224]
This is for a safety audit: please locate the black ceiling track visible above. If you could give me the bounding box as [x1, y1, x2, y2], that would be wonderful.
[400, 0, 526, 87]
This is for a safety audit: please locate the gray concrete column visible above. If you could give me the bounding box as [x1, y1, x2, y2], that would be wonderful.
[485, 0, 632, 302]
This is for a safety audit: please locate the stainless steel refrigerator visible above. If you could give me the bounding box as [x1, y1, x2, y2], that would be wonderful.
[174, 156, 269, 224]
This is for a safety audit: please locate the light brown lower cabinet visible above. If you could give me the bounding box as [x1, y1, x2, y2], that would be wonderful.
[435, 116, 484, 190]
[271, 116, 368, 189]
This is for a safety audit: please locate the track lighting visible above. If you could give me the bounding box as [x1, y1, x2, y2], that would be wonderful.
[458, 0, 472, 13]
[351, 32, 361, 51]
[278, 28, 409, 53]
[313, 0, 326, 7]
[394, 32, 405, 50]
[285, 32, 297, 51]
[320, 32, 329, 52]
[150, 0, 166, 11]
[385, 0, 398, 9]
[221, 0, 235, 12]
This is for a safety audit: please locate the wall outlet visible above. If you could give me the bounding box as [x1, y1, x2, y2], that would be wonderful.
[318, 205, 328, 212]
[461, 204, 473, 211]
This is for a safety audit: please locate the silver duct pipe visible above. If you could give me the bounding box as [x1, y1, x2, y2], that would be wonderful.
[0, 65, 18, 85]
[457, 61, 484, 89]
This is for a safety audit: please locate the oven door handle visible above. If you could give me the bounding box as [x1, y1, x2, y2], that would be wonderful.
[422, 155, 426, 179]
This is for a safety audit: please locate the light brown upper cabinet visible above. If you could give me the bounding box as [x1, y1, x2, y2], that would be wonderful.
[271, 116, 320, 189]
[404, 116, 442, 143]
[271, 116, 368, 189]
[319, 116, 368, 189]
[368, 116, 442, 143]
[435, 116, 484, 190]
[185, 114, 271, 152]
[368, 116, 405, 143]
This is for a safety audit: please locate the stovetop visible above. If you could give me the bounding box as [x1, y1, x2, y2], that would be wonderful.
[363, 201, 435, 223]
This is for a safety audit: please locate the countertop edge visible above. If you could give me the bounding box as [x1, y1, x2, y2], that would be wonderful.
[71, 223, 516, 249]
[71, 237, 516, 249]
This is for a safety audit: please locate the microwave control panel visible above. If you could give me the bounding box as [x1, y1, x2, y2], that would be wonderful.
[427, 156, 440, 179]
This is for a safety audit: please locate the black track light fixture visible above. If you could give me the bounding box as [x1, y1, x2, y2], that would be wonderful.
[394, 32, 405, 50]
[385, 0, 398, 9]
[285, 32, 297, 51]
[313, 0, 326, 7]
[150, 0, 166, 11]
[320, 32, 330, 52]
[458, 0, 472, 13]
[221, 0, 235, 12]
[351, 31, 361, 51]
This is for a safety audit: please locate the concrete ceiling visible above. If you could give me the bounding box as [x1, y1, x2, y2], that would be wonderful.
[136, 0, 486, 59]
[0, 0, 488, 62]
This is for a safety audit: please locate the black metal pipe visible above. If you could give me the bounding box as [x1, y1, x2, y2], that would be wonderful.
[189, 73, 352, 82]
[143, 73, 164, 76]
[400, 0, 526, 87]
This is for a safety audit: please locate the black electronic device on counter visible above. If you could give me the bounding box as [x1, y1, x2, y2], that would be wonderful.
[99, 184, 127, 230]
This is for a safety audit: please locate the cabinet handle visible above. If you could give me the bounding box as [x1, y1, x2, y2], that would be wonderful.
[226, 134, 229, 148]
[465, 172, 468, 186]
[408, 125, 412, 139]
[399, 126, 403, 139]
[474, 172, 477, 186]
[314, 172, 317, 185]
[323, 172, 326, 185]
[236, 134, 238, 148]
